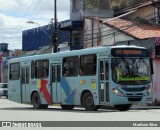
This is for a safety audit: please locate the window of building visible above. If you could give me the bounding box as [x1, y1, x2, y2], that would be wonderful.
[63, 56, 79, 77]
[9, 63, 20, 80]
[35, 60, 49, 78]
[72, 32, 82, 46]
[155, 44, 160, 58]
[155, 7, 160, 25]
[80, 54, 97, 76]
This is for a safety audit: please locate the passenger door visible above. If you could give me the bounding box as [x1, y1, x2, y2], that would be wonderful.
[21, 66, 30, 103]
[51, 64, 62, 103]
[99, 60, 110, 104]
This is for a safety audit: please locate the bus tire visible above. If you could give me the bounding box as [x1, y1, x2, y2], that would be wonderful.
[32, 92, 42, 109]
[114, 104, 132, 111]
[61, 105, 75, 110]
[82, 92, 99, 111]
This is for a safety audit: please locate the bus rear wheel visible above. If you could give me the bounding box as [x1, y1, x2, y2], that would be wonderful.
[32, 92, 42, 109]
[82, 92, 99, 111]
[61, 105, 75, 110]
[114, 104, 132, 111]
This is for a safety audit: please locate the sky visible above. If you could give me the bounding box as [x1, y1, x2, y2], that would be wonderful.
[0, 0, 70, 50]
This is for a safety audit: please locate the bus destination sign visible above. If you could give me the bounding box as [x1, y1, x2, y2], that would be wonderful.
[111, 48, 149, 57]
[115, 50, 142, 55]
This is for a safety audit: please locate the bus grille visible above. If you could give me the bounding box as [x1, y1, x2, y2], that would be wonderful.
[128, 97, 142, 101]
[4, 90, 8, 95]
[126, 93, 143, 96]
[122, 87, 146, 92]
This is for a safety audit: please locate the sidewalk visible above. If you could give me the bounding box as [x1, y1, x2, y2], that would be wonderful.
[131, 104, 160, 110]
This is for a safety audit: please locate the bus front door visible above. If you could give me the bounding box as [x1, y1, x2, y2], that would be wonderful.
[21, 67, 30, 103]
[99, 60, 110, 104]
[51, 64, 61, 103]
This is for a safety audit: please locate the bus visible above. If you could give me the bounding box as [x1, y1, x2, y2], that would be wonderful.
[8, 45, 153, 111]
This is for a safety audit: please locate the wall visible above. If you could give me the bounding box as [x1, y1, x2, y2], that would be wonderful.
[83, 18, 134, 48]
[126, 5, 155, 22]
[1, 57, 9, 83]
[70, 0, 151, 20]
[83, 0, 150, 10]
[84, 18, 101, 48]
[84, 0, 113, 18]
[70, 0, 84, 20]
[153, 38, 160, 104]
[22, 24, 70, 51]
[70, 0, 113, 20]
[153, 59, 160, 104]
[109, 0, 150, 10]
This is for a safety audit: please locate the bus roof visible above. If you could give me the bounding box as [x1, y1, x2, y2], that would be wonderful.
[9, 45, 146, 63]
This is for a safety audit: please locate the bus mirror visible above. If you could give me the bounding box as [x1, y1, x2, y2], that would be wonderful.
[150, 58, 154, 74]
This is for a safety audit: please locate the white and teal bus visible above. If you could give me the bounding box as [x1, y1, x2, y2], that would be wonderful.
[8, 45, 153, 111]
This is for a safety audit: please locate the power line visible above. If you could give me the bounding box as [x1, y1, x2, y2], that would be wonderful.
[0, 0, 51, 48]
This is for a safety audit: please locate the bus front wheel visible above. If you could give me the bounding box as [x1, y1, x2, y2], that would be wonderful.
[114, 104, 132, 111]
[32, 92, 41, 109]
[82, 92, 99, 111]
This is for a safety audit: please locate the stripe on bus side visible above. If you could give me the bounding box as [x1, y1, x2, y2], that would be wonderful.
[61, 77, 75, 104]
[39, 79, 52, 105]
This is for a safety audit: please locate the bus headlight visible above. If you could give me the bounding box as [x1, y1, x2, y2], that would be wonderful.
[144, 85, 152, 96]
[112, 88, 124, 96]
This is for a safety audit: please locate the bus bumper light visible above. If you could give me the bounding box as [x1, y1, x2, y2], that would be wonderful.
[146, 98, 152, 101]
[112, 88, 124, 97]
[144, 85, 152, 96]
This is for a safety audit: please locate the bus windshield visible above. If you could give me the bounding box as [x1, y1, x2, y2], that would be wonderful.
[112, 58, 151, 85]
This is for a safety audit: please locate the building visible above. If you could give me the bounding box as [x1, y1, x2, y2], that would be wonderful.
[22, 22, 70, 51]
[0, 43, 10, 83]
[0, 43, 24, 83]
[22, 20, 84, 54]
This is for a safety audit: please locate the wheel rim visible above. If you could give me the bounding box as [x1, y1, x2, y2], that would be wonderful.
[86, 96, 93, 106]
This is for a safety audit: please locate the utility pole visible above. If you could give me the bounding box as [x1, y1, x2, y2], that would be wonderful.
[52, 0, 58, 53]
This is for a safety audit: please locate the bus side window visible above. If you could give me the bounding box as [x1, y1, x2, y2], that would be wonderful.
[44, 69, 49, 78]
[35, 62, 38, 78]
[35, 60, 49, 78]
[80, 54, 97, 76]
[100, 61, 109, 80]
[52, 66, 56, 82]
[106, 62, 109, 80]
[9, 63, 20, 80]
[63, 68, 69, 77]
[79, 68, 84, 76]
[63, 56, 79, 77]
[100, 61, 104, 80]
[31, 61, 35, 79]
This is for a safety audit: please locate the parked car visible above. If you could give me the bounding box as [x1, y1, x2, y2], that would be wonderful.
[0, 83, 8, 98]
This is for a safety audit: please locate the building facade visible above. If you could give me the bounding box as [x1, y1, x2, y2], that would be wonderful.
[0, 43, 10, 83]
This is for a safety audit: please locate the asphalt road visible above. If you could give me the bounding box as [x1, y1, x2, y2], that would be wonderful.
[0, 97, 160, 130]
